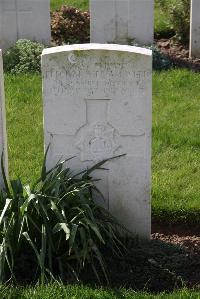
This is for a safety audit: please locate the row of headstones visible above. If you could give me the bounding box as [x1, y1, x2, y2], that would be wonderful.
[0, 0, 200, 57]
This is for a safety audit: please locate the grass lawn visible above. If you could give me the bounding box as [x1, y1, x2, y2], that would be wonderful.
[4, 69, 200, 224]
[0, 284, 199, 299]
[152, 70, 200, 223]
[5, 74, 43, 185]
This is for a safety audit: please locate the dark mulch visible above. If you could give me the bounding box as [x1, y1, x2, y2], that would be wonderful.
[156, 38, 200, 71]
[81, 226, 200, 293]
[13, 225, 200, 293]
[152, 233, 200, 288]
[152, 222, 200, 236]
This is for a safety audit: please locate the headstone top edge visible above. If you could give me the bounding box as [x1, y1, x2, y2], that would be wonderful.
[42, 44, 152, 57]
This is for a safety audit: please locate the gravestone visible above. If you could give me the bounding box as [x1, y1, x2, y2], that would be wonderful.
[42, 44, 152, 238]
[0, 0, 51, 51]
[90, 0, 154, 45]
[190, 0, 200, 58]
[0, 50, 8, 187]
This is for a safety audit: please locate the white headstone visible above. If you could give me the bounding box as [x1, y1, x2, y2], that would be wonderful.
[42, 44, 152, 238]
[0, 0, 51, 51]
[0, 50, 8, 187]
[90, 0, 154, 45]
[190, 0, 200, 58]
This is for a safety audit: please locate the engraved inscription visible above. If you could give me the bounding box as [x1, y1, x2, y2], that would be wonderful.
[68, 53, 77, 64]
[44, 55, 151, 97]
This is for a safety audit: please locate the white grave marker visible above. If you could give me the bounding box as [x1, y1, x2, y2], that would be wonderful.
[0, 50, 8, 187]
[190, 0, 200, 58]
[42, 44, 152, 238]
[90, 0, 154, 45]
[0, 0, 51, 51]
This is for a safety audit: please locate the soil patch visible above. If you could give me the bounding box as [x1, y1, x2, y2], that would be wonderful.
[82, 229, 200, 292]
[152, 222, 200, 236]
[156, 38, 200, 71]
[14, 226, 200, 292]
[152, 233, 200, 256]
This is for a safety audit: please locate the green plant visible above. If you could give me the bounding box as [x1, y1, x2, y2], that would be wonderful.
[132, 42, 173, 71]
[157, 0, 190, 43]
[0, 151, 126, 284]
[152, 46, 173, 71]
[51, 6, 90, 45]
[3, 40, 45, 74]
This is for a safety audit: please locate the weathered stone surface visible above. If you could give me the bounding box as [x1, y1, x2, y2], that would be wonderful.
[0, 50, 8, 187]
[0, 0, 51, 51]
[190, 0, 200, 58]
[42, 44, 152, 238]
[90, 0, 154, 45]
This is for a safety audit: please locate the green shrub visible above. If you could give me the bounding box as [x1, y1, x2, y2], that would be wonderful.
[51, 6, 90, 45]
[157, 0, 190, 43]
[0, 152, 126, 284]
[3, 39, 45, 74]
[132, 43, 173, 71]
[152, 46, 173, 71]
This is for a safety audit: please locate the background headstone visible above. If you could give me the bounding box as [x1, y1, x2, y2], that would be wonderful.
[189, 0, 200, 58]
[0, 50, 8, 187]
[0, 0, 51, 51]
[42, 44, 152, 238]
[90, 0, 154, 45]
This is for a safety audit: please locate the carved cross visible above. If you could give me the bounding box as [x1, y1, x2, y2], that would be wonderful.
[76, 99, 145, 162]
[76, 99, 119, 161]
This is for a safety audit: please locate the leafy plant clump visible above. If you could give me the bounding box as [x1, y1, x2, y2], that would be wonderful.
[152, 46, 173, 71]
[157, 0, 190, 43]
[132, 42, 173, 71]
[0, 152, 126, 284]
[51, 6, 90, 45]
[3, 39, 45, 74]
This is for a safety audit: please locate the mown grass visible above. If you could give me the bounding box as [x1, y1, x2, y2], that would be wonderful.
[152, 69, 200, 223]
[4, 69, 200, 224]
[0, 284, 199, 299]
[5, 74, 43, 185]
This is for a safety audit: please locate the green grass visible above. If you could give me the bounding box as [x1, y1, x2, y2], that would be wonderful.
[5, 74, 43, 184]
[4, 69, 200, 224]
[50, 0, 89, 11]
[0, 284, 199, 299]
[152, 69, 200, 223]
